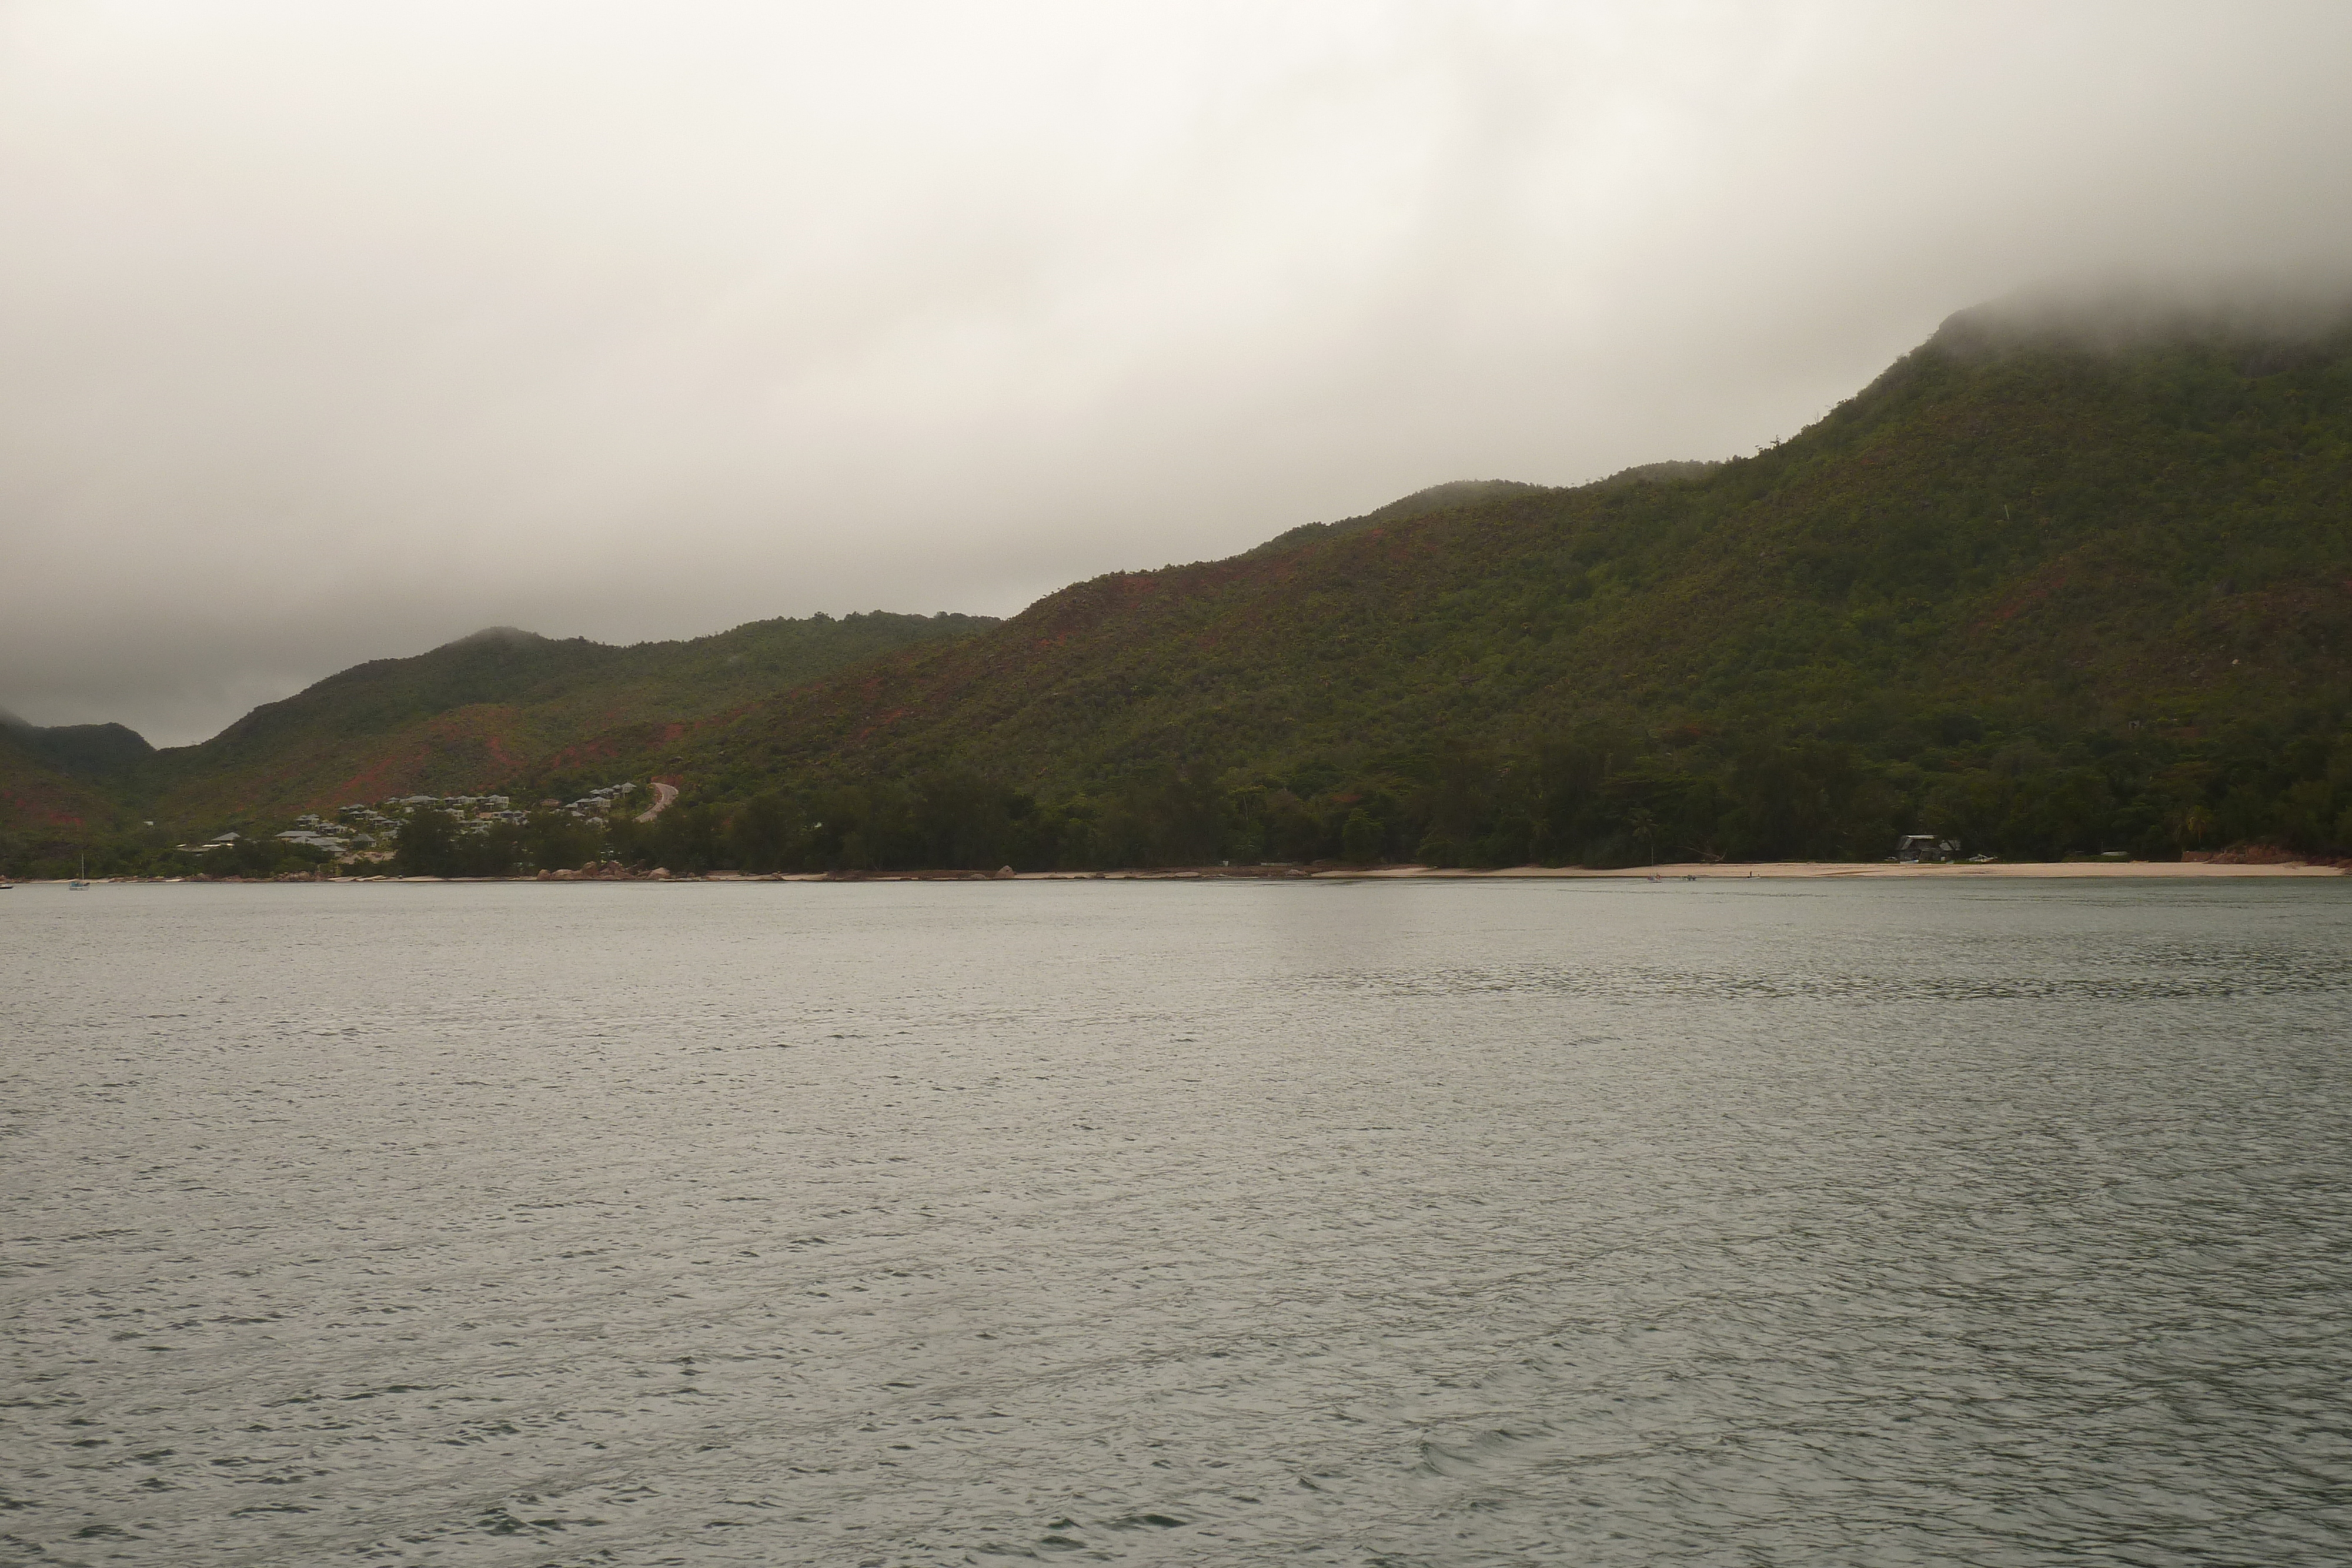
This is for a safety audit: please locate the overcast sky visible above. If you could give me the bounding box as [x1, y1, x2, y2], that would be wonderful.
[6, 1, 2351, 745]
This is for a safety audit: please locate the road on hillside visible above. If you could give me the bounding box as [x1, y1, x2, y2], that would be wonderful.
[635, 781, 679, 823]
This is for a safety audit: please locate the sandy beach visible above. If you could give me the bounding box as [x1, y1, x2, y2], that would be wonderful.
[18, 859, 2344, 887]
[1312, 860, 2347, 880]
[985, 860, 2347, 881]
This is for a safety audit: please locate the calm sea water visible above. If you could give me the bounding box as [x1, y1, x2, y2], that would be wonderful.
[4, 879, 2349, 1567]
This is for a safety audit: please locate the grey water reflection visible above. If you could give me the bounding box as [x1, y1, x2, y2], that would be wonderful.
[4, 879, 2349, 1566]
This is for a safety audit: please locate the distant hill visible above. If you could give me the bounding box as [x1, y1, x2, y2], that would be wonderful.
[138, 611, 997, 828]
[644, 291, 2352, 868]
[0, 720, 141, 840]
[15, 286, 2350, 878]
[0, 708, 155, 778]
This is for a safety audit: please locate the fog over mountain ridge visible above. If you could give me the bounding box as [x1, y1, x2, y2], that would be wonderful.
[1935, 271, 2352, 355]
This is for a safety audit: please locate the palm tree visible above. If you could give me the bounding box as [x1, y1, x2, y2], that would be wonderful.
[1624, 807, 1659, 867]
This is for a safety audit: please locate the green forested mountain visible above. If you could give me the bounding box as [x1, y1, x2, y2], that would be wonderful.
[639, 299, 2351, 871]
[0, 710, 156, 778]
[0, 718, 144, 840]
[133, 611, 997, 828]
[11, 293, 2351, 878]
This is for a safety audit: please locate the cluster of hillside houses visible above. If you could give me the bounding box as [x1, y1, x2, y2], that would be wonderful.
[178, 782, 640, 857]
[556, 781, 639, 818]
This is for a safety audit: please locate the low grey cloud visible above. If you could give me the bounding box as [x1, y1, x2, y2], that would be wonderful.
[5, 1, 2350, 744]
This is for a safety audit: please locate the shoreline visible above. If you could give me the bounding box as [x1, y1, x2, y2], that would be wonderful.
[1316, 859, 2348, 880]
[12, 859, 2344, 887]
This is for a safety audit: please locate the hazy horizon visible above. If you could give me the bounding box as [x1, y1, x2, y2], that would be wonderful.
[8, 2, 2352, 745]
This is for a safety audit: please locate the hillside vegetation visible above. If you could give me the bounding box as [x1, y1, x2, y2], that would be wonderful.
[638, 300, 2351, 871]
[0, 721, 143, 840]
[0, 612, 994, 876]
[10, 293, 2350, 878]
[136, 611, 999, 828]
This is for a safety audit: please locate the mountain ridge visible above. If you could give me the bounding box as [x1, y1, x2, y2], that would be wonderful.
[629, 295, 2351, 867]
[8, 287, 2351, 875]
[133, 610, 999, 826]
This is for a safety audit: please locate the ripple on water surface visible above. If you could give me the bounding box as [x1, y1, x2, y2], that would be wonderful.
[4, 878, 2350, 1566]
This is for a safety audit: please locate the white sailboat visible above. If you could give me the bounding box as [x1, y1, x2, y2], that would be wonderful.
[69, 853, 91, 890]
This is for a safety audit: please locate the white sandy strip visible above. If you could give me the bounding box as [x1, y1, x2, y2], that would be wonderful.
[1315, 860, 2345, 880]
[33, 860, 2337, 885]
